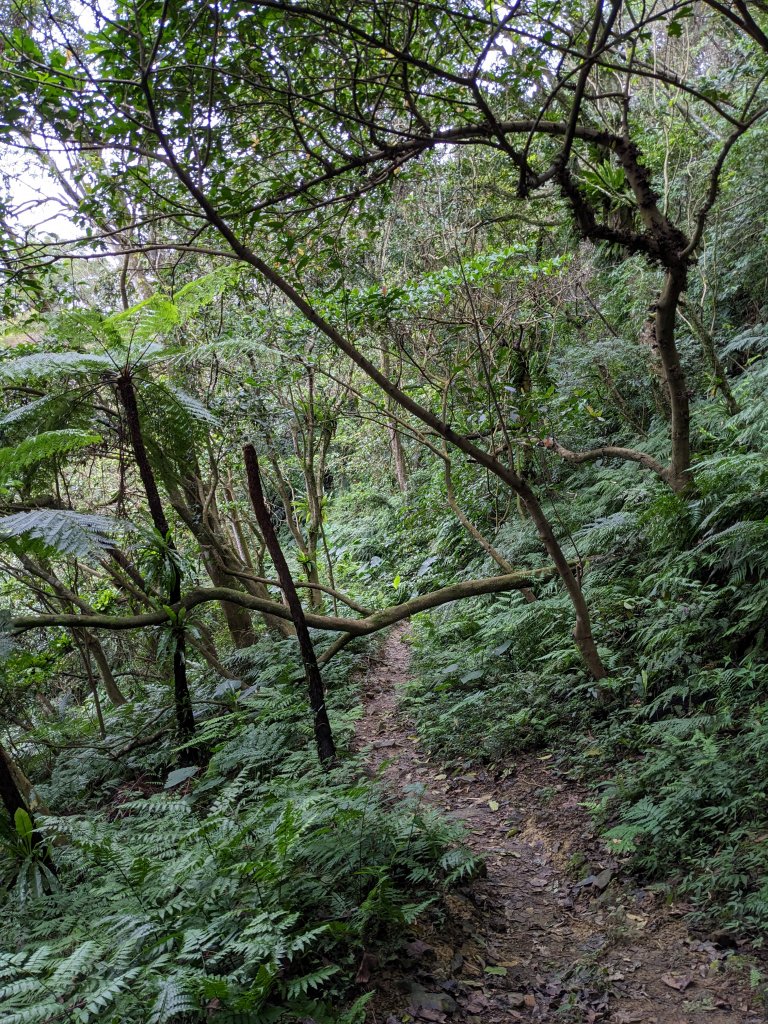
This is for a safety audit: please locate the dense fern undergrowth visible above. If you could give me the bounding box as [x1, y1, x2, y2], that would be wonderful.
[3, 1, 768, 1015]
[325, 352, 768, 942]
[0, 638, 477, 1023]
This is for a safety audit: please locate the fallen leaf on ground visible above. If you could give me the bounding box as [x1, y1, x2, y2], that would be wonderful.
[593, 867, 614, 890]
[661, 973, 693, 991]
[488, 799, 500, 811]
[412, 1010, 445, 1023]
[354, 950, 377, 984]
[464, 992, 489, 1013]
[405, 939, 434, 959]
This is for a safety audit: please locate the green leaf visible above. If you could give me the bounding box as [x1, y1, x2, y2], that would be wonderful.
[164, 767, 199, 789]
[13, 809, 33, 843]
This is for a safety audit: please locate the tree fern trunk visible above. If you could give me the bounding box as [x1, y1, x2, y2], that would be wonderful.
[115, 374, 197, 750]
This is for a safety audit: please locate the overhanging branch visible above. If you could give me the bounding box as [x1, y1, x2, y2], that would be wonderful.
[8, 569, 554, 637]
[544, 439, 670, 482]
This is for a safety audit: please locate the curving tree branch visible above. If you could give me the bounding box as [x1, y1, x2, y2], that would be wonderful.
[8, 569, 554, 637]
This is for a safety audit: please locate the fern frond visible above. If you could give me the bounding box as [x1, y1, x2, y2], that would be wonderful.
[104, 295, 180, 344]
[0, 509, 135, 557]
[147, 976, 198, 1024]
[49, 940, 101, 987]
[0, 395, 58, 428]
[282, 964, 340, 1000]
[0, 352, 113, 382]
[0, 430, 102, 479]
[162, 384, 219, 425]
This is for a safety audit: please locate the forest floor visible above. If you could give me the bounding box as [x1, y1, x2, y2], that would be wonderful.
[354, 625, 767, 1024]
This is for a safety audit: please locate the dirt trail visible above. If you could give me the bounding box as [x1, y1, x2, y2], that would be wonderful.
[356, 625, 765, 1024]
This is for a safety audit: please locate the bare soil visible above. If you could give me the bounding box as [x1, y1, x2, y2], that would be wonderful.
[355, 625, 766, 1024]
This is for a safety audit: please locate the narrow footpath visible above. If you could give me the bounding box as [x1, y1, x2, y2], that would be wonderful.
[356, 625, 765, 1024]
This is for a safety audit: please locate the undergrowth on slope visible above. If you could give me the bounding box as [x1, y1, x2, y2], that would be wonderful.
[0, 635, 479, 1023]
[330, 357, 768, 941]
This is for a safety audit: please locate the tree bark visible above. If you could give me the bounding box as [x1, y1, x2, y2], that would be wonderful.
[172, 473, 259, 646]
[243, 444, 336, 764]
[0, 742, 55, 868]
[382, 346, 409, 491]
[167, 477, 292, 640]
[0, 742, 30, 821]
[115, 373, 197, 748]
[516, 480, 606, 680]
[85, 633, 128, 706]
[443, 457, 536, 603]
[655, 270, 693, 493]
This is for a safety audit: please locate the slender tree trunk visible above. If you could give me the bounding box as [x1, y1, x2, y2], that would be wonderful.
[243, 444, 336, 764]
[680, 304, 739, 416]
[443, 458, 536, 603]
[389, 422, 409, 492]
[15, 555, 129, 707]
[80, 642, 107, 739]
[0, 742, 30, 821]
[382, 346, 408, 490]
[116, 373, 197, 748]
[85, 633, 128, 706]
[200, 548, 258, 646]
[655, 270, 693, 492]
[173, 473, 259, 646]
[168, 479, 291, 640]
[517, 480, 606, 680]
[638, 316, 671, 420]
[223, 475, 255, 567]
[305, 533, 324, 612]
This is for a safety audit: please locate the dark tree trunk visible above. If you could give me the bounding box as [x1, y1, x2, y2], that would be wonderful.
[0, 743, 56, 871]
[116, 374, 197, 749]
[0, 743, 28, 821]
[243, 444, 337, 765]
